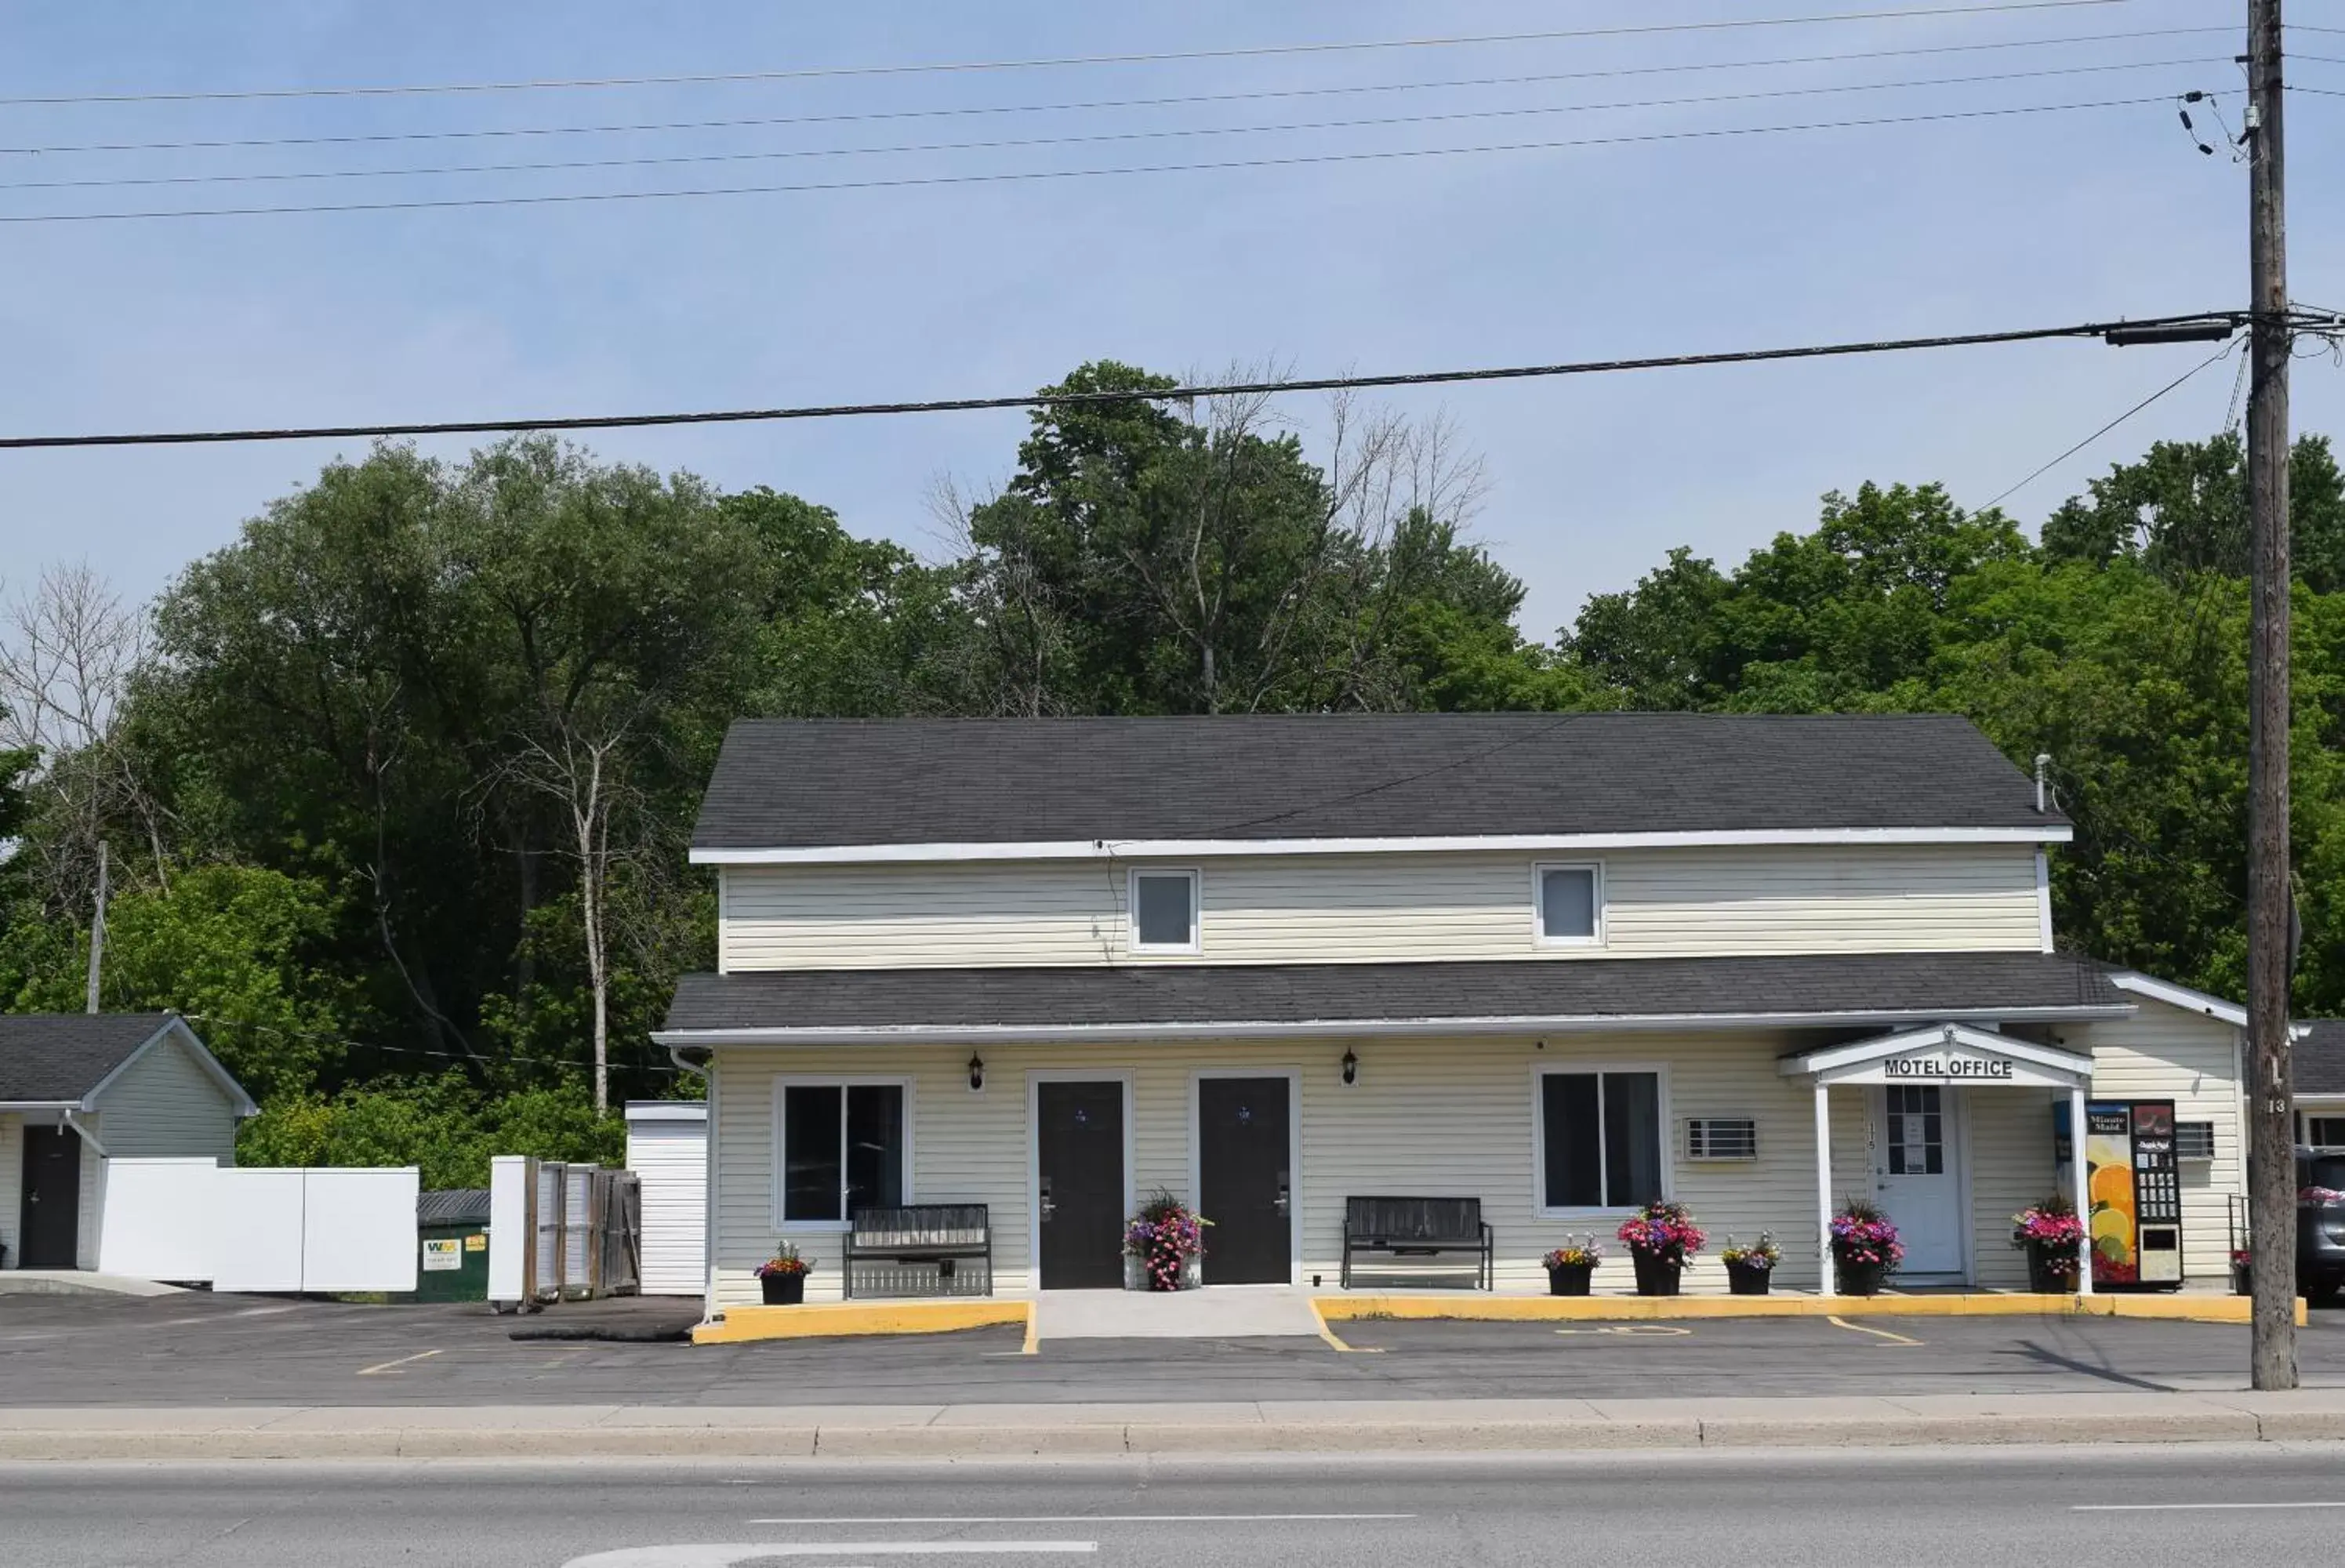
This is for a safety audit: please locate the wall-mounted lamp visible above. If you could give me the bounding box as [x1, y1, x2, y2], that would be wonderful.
[967, 1053, 986, 1093]
[1340, 1048, 1359, 1087]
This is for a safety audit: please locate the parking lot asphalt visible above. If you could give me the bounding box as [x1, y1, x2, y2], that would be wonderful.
[3, 1290, 2343, 1407]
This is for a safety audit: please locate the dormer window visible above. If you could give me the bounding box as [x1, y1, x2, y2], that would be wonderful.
[1535, 864, 1602, 946]
[1131, 869, 1200, 954]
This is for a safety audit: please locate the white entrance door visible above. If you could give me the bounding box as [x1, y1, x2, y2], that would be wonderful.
[1875, 1086, 1966, 1277]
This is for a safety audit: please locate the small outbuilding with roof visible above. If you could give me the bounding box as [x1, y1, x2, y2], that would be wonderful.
[0, 1013, 256, 1272]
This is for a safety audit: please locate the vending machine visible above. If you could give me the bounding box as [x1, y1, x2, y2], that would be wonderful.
[2055, 1098, 2185, 1287]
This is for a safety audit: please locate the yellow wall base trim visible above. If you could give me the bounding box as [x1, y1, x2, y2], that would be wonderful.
[692, 1299, 1033, 1345]
[1316, 1292, 2301, 1327]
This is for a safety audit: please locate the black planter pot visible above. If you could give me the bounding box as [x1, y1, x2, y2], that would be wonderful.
[1725, 1260, 1773, 1296]
[2233, 1262, 2253, 1298]
[760, 1272, 806, 1306]
[1548, 1263, 1594, 1297]
[2025, 1242, 2080, 1294]
[1631, 1250, 1683, 1297]
[1835, 1256, 1889, 1298]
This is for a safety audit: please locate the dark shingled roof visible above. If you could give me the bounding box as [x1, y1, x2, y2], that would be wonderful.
[692, 713, 2064, 851]
[662, 953, 2124, 1036]
[0, 1013, 176, 1103]
[2300, 1020, 2345, 1098]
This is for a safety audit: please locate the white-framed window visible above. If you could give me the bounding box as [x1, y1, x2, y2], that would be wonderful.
[1128, 868, 1201, 954]
[771, 1077, 911, 1230]
[1534, 1064, 1668, 1214]
[1533, 863, 1603, 946]
[2303, 1114, 2345, 1149]
[2174, 1121, 2216, 1162]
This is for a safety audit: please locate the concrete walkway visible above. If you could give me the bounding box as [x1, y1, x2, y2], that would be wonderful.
[7, 1388, 2345, 1460]
[0, 1270, 185, 1298]
[1035, 1287, 1323, 1340]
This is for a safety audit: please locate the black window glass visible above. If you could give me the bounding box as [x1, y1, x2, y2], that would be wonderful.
[845, 1084, 905, 1217]
[1541, 1073, 1603, 1208]
[1134, 873, 1194, 946]
[782, 1084, 842, 1221]
[1603, 1072, 1664, 1205]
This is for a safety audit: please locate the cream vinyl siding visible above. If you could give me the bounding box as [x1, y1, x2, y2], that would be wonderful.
[720, 844, 2044, 971]
[0, 1113, 20, 1267]
[708, 1030, 1843, 1308]
[1966, 1091, 2055, 1290]
[2063, 1000, 2245, 1286]
[89, 1033, 238, 1163]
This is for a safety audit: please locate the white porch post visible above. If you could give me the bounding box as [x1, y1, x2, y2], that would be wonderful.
[2069, 1082, 2093, 1297]
[1814, 1080, 1834, 1294]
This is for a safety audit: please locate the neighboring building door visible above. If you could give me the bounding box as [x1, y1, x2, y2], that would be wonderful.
[19, 1125, 82, 1269]
[1875, 1086, 1966, 1276]
[1196, 1076, 1292, 1285]
[1036, 1080, 1126, 1289]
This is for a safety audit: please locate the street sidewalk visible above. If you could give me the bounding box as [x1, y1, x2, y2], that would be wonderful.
[7, 1388, 2345, 1460]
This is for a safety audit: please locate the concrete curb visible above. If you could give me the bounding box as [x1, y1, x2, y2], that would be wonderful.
[5, 1392, 2343, 1461]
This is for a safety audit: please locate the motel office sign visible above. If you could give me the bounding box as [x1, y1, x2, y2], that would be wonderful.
[1882, 1053, 2016, 1082]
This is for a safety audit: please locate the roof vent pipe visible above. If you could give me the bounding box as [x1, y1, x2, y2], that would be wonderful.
[2034, 753, 2052, 814]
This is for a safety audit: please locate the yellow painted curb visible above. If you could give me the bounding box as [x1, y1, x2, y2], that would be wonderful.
[692, 1299, 1034, 1345]
[1314, 1293, 2302, 1327]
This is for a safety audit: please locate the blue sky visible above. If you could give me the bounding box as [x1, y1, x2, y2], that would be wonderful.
[4, 1, 2339, 640]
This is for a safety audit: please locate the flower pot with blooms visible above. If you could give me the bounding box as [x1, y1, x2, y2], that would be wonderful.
[1123, 1189, 1211, 1291]
[1830, 1200, 1903, 1297]
[2010, 1196, 2087, 1292]
[1542, 1238, 1603, 1296]
[1720, 1232, 1781, 1296]
[1617, 1200, 1704, 1296]
[2231, 1248, 2253, 1297]
[755, 1241, 811, 1305]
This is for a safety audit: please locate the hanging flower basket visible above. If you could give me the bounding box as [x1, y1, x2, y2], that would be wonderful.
[1830, 1201, 1903, 1298]
[1617, 1202, 1704, 1297]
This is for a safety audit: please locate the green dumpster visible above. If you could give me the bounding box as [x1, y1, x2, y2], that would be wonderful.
[405, 1189, 492, 1303]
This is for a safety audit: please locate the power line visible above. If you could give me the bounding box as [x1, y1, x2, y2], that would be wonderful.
[0, 94, 2173, 225]
[0, 310, 2249, 451]
[0, 2, 2131, 107]
[0, 30, 2235, 159]
[185, 1011, 692, 1076]
[1983, 343, 2236, 509]
[0, 66, 2223, 195]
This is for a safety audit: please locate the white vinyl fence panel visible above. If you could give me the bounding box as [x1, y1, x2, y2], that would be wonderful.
[98, 1160, 419, 1291]
[94, 1158, 219, 1281]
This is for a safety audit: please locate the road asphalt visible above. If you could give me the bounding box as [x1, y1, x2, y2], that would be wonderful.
[7, 1446, 2345, 1566]
[3, 1290, 2341, 1406]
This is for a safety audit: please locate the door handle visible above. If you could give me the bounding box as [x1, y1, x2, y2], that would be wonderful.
[1039, 1179, 1055, 1223]
[1275, 1177, 1290, 1218]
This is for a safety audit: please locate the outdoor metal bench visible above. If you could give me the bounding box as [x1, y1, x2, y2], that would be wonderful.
[1340, 1196, 1494, 1289]
[844, 1203, 993, 1298]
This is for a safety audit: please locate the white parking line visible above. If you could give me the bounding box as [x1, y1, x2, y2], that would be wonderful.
[354, 1348, 441, 1376]
[747, 1515, 1412, 1525]
[563, 1547, 1097, 1565]
[2074, 1501, 2345, 1512]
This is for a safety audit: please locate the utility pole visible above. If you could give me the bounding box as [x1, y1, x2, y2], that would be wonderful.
[84, 840, 107, 1014]
[2244, 0, 2296, 1392]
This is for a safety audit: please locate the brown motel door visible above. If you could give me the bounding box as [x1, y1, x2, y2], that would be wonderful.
[19, 1125, 82, 1269]
[1198, 1076, 1291, 1284]
[1036, 1080, 1126, 1289]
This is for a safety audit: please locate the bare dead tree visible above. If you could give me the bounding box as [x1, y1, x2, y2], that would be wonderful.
[0, 561, 172, 909]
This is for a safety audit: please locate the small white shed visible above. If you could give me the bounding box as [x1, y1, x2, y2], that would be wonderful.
[625, 1100, 707, 1296]
[0, 1013, 256, 1272]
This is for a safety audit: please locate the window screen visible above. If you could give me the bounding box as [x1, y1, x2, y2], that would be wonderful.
[1133, 872, 1196, 948]
[1540, 1069, 1664, 1208]
[1540, 867, 1597, 940]
[782, 1083, 904, 1222]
